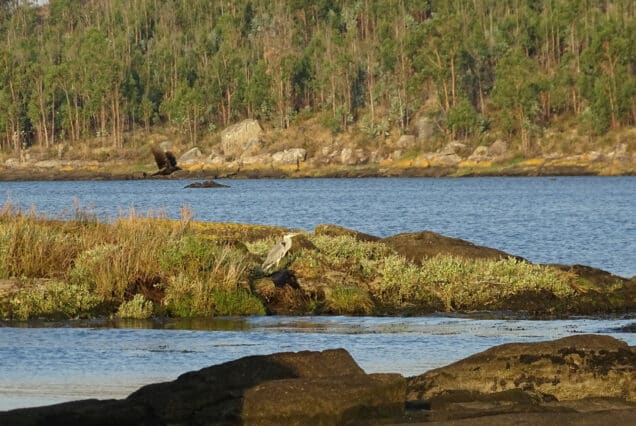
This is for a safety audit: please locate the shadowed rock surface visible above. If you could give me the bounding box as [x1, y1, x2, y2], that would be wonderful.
[407, 334, 636, 403]
[382, 231, 522, 264]
[0, 349, 405, 426]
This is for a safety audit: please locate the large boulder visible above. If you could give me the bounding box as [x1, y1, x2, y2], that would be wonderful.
[272, 148, 306, 165]
[178, 147, 202, 164]
[382, 231, 520, 264]
[488, 139, 509, 158]
[468, 145, 490, 162]
[408, 334, 636, 403]
[221, 119, 264, 159]
[439, 141, 470, 157]
[0, 349, 406, 425]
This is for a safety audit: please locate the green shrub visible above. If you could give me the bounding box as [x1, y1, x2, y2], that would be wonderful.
[310, 235, 393, 278]
[421, 256, 576, 311]
[116, 294, 154, 319]
[209, 290, 266, 316]
[7, 280, 103, 320]
[159, 235, 219, 275]
[325, 286, 374, 315]
[377, 255, 440, 310]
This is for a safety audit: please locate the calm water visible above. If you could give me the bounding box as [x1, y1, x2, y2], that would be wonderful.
[1, 177, 635, 410]
[1, 177, 634, 276]
[0, 316, 634, 410]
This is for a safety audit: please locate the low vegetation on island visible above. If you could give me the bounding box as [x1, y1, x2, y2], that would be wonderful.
[0, 205, 632, 320]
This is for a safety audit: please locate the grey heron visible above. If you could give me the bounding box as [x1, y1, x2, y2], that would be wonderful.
[262, 233, 299, 272]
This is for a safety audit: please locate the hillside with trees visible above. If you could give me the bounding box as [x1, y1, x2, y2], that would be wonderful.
[0, 0, 634, 172]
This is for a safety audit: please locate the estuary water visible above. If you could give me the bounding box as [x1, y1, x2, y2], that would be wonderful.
[0, 176, 634, 410]
[0, 316, 634, 410]
[1, 176, 635, 276]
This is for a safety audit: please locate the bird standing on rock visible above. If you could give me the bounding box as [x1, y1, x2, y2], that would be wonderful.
[262, 233, 299, 273]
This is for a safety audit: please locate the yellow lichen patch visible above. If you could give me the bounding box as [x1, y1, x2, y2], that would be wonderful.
[459, 160, 493, 168]
[545, 159, 580, 167]
[519, 158, 545, 167]
[412, 156, 430, 168]
[181, 163, 206, 171]
[60, 165, 74, 172]
[392, 159, 416, 168]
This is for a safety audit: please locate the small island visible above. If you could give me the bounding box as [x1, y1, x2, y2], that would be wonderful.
[0, 212, 632, 321]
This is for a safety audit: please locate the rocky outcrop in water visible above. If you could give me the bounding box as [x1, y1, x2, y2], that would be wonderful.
[184, 180, 230, 188]
[2, 336, 635, 425]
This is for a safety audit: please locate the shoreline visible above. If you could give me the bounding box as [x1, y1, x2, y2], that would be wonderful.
[0, 160, 635, 181]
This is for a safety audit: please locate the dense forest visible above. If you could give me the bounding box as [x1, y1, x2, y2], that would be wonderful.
[0, 0, 634, 154]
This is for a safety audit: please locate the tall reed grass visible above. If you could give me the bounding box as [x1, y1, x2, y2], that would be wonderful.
[0, 204, 263, 319]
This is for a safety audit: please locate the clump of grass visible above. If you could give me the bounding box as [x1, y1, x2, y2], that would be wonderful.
[245, 237, 276, 257]
[374, 254, 577, 312]
[377, 254, 441, 311]
[325, 286, 374, 315]
[311, 235, 393, 264]
[306, 235, 394, 278]
[209, 290, 266, 316]
[5, 280, 103, 320]
[116, 294, 154, 319]
[423, 256, 576, 310]
[164, 274, 264, 317]
[0, 214, 82, 279]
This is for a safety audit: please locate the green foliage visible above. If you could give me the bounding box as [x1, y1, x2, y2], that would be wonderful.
[209, 290, 266, 316]
[5, 280, 103, 320]
[325, 286, 374, 315]
[447, 98, 484, 139]
[378, 255, 440, 310]
[164, 274, 264, 317]
[421, 256, 575, 311]
[310, 235, 394, 278]
[1, 0, 633, 151]
[116, 294, 154, 319]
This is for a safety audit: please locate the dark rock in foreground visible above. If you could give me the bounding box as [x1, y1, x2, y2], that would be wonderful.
[2, 335, 636, 425]
[1, 349, 405, 425]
